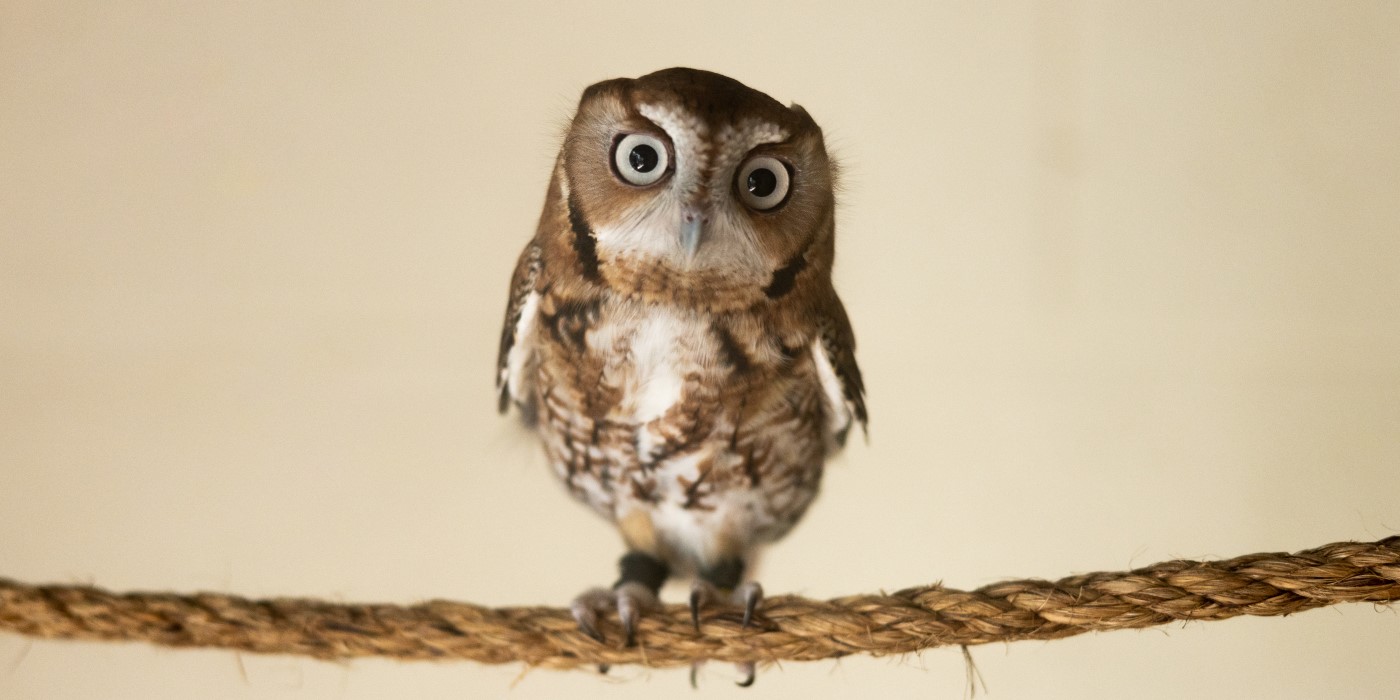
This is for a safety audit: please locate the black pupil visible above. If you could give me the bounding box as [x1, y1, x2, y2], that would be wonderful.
[628, 144, 659, 172]
[747, 168, 778, 198]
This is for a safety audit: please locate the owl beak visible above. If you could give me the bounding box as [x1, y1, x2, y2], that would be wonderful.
[680, 206, 709, 258]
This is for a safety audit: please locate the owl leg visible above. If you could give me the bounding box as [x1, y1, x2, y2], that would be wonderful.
[688, 558, 764, 688]
[570, 551, 670, 649]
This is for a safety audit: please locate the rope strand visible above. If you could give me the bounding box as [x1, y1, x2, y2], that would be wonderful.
[2, 536, 1397, 669]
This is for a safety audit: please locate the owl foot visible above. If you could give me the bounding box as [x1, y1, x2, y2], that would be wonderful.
[571, 551, 670, 648]
[688, 580, 764, 631]
[571, 583, 658, 648]
[688, 578, 764, 687]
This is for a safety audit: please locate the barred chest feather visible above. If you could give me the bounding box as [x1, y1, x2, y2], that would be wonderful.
[524, 294, 832, 571]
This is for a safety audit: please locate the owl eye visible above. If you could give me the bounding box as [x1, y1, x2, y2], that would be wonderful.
[612, 133, 670, 187]
[736, 156, 791, 211]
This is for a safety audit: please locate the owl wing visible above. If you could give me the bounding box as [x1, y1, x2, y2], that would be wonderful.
[496, 242, 542, 415]
[810, 295, 868, 447]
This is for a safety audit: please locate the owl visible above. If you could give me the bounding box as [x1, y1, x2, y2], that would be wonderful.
[496, 67, 866, 685]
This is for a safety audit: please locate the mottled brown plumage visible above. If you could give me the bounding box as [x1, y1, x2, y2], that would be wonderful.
[496, 68, 864, 679]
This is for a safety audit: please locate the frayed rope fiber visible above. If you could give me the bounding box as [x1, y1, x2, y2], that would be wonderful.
[2, 537, 1397, 669]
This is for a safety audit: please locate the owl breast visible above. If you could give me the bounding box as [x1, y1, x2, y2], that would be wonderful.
[527, 294, 828, 571]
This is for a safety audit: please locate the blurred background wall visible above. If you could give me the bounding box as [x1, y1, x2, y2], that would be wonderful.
[2, 2, 1397, 698]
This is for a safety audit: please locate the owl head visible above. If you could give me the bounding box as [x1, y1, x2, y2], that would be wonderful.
[550, 68, 837, 310]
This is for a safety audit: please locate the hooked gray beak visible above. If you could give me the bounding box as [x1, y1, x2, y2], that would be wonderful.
[680, 206, 709, 259]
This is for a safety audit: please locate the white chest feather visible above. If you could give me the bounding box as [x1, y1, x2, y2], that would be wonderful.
[626, 309, 692, 423]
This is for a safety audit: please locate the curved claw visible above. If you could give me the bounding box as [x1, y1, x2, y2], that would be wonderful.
[620, 610, 638, 648]
[614, 581, 654, 648]
[736, 661, 756, 688]
[691, 658, 757, 688]
[737, 582, 764, 629]
[689, 580, 715, 632]
[689, 591, 702, 632]
[577, 617, 604, 644]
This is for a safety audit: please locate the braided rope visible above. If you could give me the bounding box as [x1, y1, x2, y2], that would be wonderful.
[2, 537, 1397, 669]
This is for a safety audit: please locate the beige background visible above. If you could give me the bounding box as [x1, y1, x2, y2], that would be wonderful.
[3, 2, 1399, 698]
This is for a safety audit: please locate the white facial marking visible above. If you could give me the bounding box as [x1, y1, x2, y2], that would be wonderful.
[714, 118, 789, 180]
[637, 103, 711, 203]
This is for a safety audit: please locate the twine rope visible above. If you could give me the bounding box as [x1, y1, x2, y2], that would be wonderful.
[2, 537, 1397, 669]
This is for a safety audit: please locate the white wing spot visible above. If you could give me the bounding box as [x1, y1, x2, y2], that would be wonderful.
[503, 292, 540, 398]
[811, 338, 852, 440]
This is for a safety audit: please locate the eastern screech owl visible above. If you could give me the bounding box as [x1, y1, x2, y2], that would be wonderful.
[496, 67, 865, 684]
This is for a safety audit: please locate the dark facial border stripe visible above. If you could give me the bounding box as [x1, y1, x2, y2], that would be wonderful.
[763, 252, 807, 299]
[566, 192, 602, 282]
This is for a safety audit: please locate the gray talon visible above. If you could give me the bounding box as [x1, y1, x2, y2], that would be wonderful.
[736, 661, 756, 688]
[689, 589, 702, 631]
[621, 615, 638, 648]
[615, 581, 654, 648]
[737, 582, 764, 629]
[688, 580, 715, 632]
